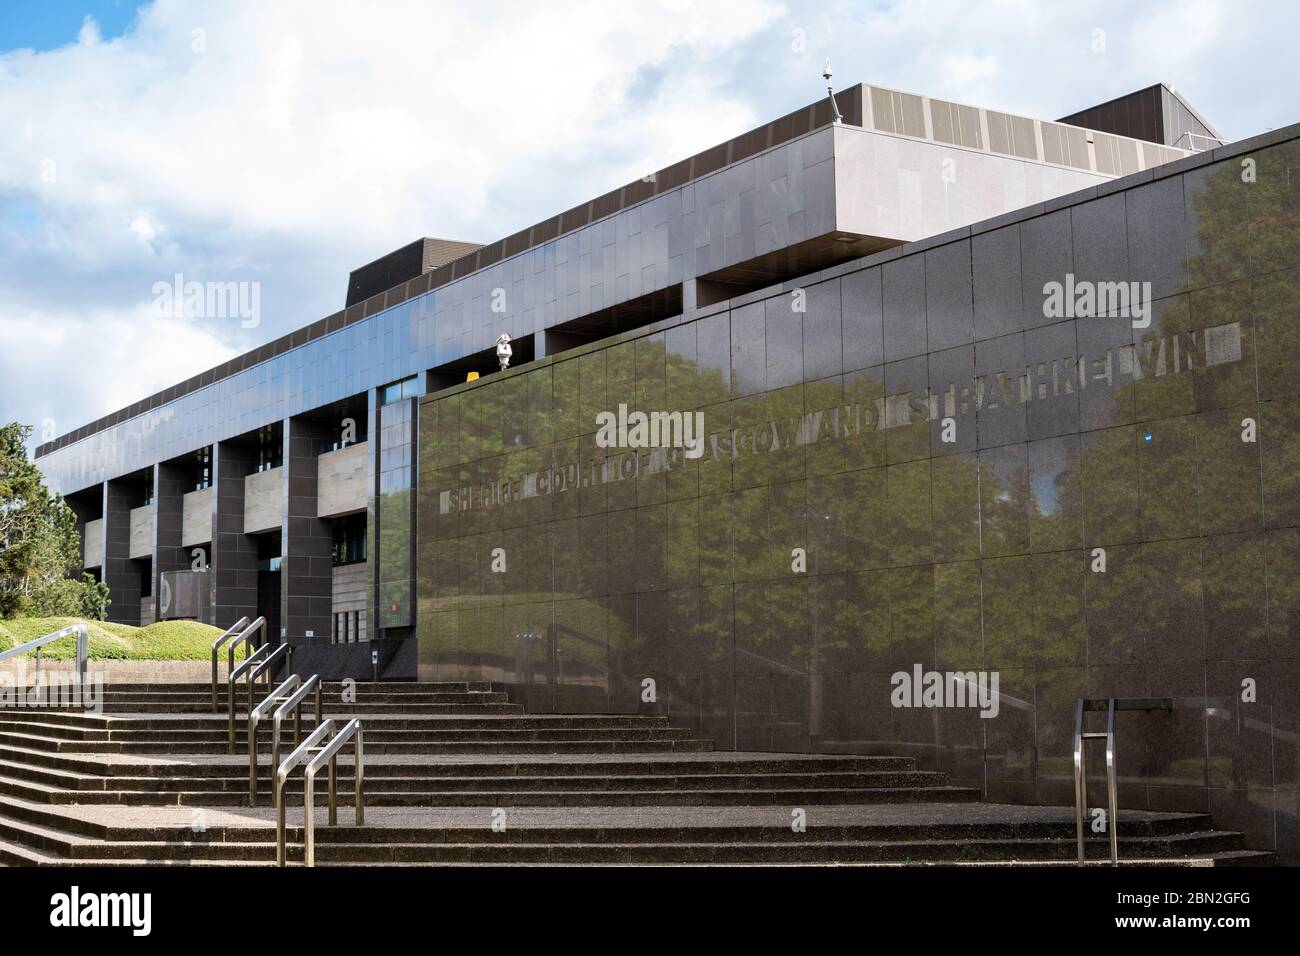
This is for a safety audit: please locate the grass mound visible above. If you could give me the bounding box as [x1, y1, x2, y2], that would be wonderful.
[0, 617, 240, 661]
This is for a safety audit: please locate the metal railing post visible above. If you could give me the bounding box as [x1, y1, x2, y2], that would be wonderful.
[276, 718, 365, 867]
[1073, 698, 1086, 864]
[210, 616, 251, 711]
[228, 643, 271, 751]
[1105, 699, 1119, 866]
[1075, 696, 1172, 866]
[272, 676, 322, 782]
[0, 623, 93, 700]
[250, 673, 301, 802]
[327, 753, 337, 827]
[276, 719, 334, 867]
[355, 724, 364, 827]
[76, 624, 88, 687]
[305, 761, 318, 867]
[231, 618, 265, 683]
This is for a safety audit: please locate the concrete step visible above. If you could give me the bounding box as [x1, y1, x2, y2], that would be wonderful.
[94, 682, 498, 694]
[0, 807, 1259, 865]
[0, 746, 926, 781]
[0, 795, 1242, 844]
[6, 702, 525, 715]
[0, 738, 716, 757]
[0, 679, 1270, 867]
[0, 712, 673, 730]
[306, 832, 1257, 865]
[0, 763, 956, 795]
[93, 703, 524, 715]
[91, 697, 512, 712]
[0, 725, 698, 744]
[0, 736, 717, 757]
[0, 747, 917, 778]
[0, 773, 980, 808]
[0, 836, 63, 866]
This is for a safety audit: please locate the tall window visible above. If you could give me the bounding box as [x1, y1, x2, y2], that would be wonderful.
[332, 513, 367, 566]
[192, 447, 211, 491]
[255, 425, 283, 472]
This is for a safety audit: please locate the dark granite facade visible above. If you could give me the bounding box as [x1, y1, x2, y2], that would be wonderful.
[152, 460, 188, 620]
[209, 441, 258, 628]
[282, 417, 335, 642]
[417, 129, 1300, 859]
[102, 478, 142, 626]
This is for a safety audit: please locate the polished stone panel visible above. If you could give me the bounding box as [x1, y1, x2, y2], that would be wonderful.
[281, 417, 335, 642]
[152, 461, 189, 622]
[182, 487, 212, 548]
[417, 130, 1300, 861]
[103, 480, 142, 625]
[210, 441, 258, 627]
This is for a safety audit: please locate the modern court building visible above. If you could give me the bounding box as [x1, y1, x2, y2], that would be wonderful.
[34, 82, 1300, 858]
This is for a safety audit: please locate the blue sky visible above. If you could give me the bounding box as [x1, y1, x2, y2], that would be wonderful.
[0, 1, 137, 51]
[0, 0, 1296, 449]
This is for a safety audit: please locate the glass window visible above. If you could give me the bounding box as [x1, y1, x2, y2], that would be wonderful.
[332, 513, 367, 565]
[381, 375, 421, 405]
[255, 425, 283, 471]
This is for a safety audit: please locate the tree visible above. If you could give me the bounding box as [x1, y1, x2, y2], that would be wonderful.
[0, 422, 109, 620]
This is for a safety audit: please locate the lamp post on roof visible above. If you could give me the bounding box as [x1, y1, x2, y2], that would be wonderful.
[824, 59, 843, 125]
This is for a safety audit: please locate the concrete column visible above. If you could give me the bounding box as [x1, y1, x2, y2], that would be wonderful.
[682, 277, 698, 312]
[152, 461, 189, 622]
[102, 480, 141, 625]
[281, 417, 334, 642]
[209, 441, 258, 628]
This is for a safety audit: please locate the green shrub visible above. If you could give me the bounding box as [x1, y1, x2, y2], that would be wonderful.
[0, 617, 242, 661]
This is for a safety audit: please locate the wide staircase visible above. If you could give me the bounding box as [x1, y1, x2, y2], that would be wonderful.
[0, 677, 1272, 866]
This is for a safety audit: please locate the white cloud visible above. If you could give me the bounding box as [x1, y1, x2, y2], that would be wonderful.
[128, 214, 159, 245]
[0, 0, 1296, 459]
[0, 298, 240, 442]
[0, 0, 783, 447]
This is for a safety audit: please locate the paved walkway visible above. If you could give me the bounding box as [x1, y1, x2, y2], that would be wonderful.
[42, 749, 907, 769]
[34, 799, 1204, 833]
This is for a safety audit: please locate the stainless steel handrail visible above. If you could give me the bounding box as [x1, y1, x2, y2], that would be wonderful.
[272, 675, 322, 786]
[275, 718, 365, 867]
[228, 642, 272, 751]
[1074, 698, 1117, 866]
[248, 670, 320, 802]
[0, 623, 90, 686]
[275, 719, 333, 866]
[228, 616, 265, 677]
[209, 616, 251, 710]
[249, 642, 291, 688]
[1074, 697, 1172, 865]
[220, 615, 265, 706]
[250, 673, 293, 802]
[302, 718, 364, 867]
